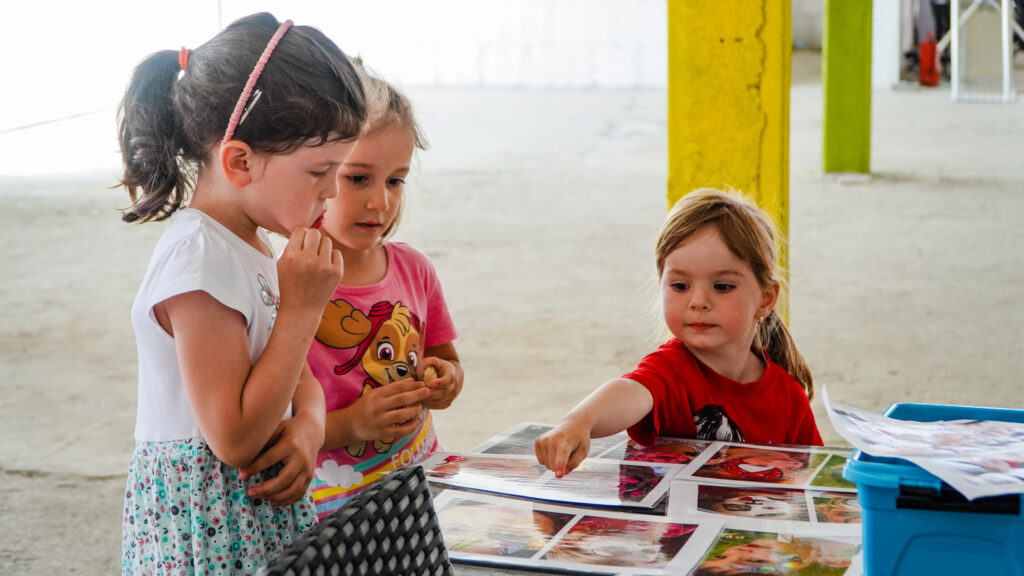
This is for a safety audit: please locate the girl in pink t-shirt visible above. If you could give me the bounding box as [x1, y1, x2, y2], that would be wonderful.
[306, 60, 464, 518]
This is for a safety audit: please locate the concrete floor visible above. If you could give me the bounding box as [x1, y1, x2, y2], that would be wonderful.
[1, 51, 1022, 574]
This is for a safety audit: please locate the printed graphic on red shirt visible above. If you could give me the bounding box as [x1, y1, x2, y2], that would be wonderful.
[693, 404, 744, 442]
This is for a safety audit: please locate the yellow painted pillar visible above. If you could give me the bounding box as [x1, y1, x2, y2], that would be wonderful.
[667, 0, 791, 313]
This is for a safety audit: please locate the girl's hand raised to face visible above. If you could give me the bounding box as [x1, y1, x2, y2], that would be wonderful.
[277, 227, 343, 319]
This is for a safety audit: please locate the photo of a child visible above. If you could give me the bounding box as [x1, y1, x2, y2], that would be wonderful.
[695, 446, 827, 486]
[696, 485, 811, 521]
[435, 497, 574, 559]
[543, 516, 698, 569]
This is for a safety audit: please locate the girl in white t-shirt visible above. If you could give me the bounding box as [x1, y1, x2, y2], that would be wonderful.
[307, 60, 464, 519]
[118, 13, 365, 574]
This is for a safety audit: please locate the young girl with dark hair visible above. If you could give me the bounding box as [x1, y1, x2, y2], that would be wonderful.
[117, 12, 366, 574]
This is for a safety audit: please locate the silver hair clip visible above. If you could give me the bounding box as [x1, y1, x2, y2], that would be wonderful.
[238, 89, 263, 127]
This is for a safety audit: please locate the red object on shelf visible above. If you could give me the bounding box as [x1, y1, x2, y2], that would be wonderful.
[919, 30, 939, 86]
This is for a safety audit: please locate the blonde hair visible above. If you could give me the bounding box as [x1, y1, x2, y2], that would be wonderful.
[348, 56, 429, 240]
[655, 188, 813, 400]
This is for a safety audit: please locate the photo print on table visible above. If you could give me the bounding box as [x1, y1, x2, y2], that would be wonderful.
[541, 515, 698, 569]
[668, 480, 863, 525]
[683, 443, 857, 492]
[601, 436, 713, 465]
[472, 422, 629, 458]
[423, 453, 550, 494]
[433, 491, 725, 575]
[812, 492, 862, 524]
[422, 452, 679, 509]
[553, 460, 675, 507]
[809, 454, 857, 491]
[435, 494, 575, 559]
[695, 484, 811, 521]
[693, 527, 862, 576]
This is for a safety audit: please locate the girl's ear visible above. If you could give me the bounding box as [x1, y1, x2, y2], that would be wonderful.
[759, 279, 781, 318]
[218, 141, 260, 187]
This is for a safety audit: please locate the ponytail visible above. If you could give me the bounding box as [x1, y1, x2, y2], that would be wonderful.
[118, 51, 192, 223]
[115, 12, 367, 225]
[758, 310, 814, 400]
[660, 189, 815, 401]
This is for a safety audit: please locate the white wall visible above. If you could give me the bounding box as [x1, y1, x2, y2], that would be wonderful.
[304, 0, 670, 88]
[874, 0, 905, 89]
[0, 0, 668, 135]
[4, 1, 891, 134]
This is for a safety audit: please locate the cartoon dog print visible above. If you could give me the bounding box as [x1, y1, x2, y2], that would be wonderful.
[316, 299, 424, 458]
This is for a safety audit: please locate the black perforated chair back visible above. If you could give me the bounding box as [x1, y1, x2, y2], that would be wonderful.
[265, 465, 452, 576]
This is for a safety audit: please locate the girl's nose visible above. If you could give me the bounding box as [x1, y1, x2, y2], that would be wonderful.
[689, 291, 711, 310]
[366, 183, 389, 211]
[324, 174, 341, 200]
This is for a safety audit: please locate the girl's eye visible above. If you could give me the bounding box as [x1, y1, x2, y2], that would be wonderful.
[346, 174, 369, 185]
[671, 282, 689, 291]
[387, 177, 406, 187]
[714, 282, 736, 292]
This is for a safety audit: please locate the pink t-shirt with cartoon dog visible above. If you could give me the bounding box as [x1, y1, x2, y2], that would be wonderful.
[307, 242, 458, 519]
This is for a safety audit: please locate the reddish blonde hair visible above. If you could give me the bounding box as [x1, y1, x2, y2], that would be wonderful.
[656, 188, 813, 399]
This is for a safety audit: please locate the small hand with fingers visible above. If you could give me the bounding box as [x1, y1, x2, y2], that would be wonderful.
[535, 420, 592, 478]
[241, 411, 324, 506]
[418, 358, 461, 410]
[352, 379, 433, 441]
[277, 227, 342, 318]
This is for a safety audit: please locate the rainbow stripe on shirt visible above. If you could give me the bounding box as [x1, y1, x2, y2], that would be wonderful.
[311, 410, 439, 519]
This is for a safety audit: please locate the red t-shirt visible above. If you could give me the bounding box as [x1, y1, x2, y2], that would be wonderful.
[624, 339, 822, 447]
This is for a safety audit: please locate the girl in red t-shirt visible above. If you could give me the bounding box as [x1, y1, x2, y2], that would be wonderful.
[536, 188, 820, 477]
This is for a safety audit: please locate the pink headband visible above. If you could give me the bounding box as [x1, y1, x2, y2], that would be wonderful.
[221, 19, 293, 146]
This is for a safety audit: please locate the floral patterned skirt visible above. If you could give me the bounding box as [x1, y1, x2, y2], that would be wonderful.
[122, 438, 316, 576]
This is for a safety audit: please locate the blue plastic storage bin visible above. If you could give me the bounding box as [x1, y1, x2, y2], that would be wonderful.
[843, 403, 1024, 576]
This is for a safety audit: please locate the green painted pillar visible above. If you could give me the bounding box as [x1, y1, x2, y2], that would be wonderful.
[823, 0, 873, 173]
[667, 0, 792, 315]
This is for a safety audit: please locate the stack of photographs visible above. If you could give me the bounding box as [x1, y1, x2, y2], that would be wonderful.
[433, 491, 723, 575]
[666, 442, 861, 526]
[422, 422, 863, 575]
[421, 451, 676, 510]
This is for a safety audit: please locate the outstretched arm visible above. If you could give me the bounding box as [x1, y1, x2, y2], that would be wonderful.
[535, 378, 653, 478]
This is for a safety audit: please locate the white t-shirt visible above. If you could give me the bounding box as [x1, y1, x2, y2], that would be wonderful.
[131, 208, 285, 442]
